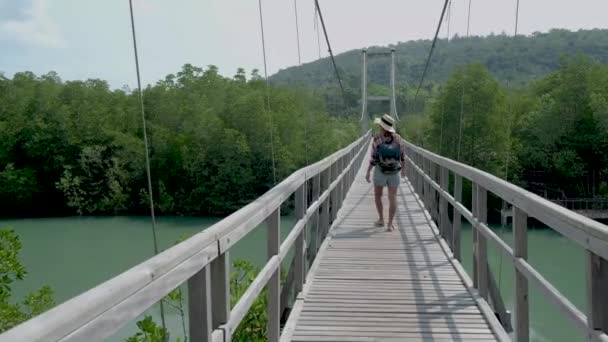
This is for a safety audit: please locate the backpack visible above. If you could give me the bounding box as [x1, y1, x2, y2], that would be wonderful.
[378, 140, 401, 174]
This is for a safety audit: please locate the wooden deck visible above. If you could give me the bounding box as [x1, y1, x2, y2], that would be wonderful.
[282, 162, 507, 341]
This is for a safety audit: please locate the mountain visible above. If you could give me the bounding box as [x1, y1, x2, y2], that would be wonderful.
[270, 29, 608, 92]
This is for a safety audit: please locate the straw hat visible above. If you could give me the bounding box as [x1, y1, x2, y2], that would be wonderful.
[373, 114, 396, 133]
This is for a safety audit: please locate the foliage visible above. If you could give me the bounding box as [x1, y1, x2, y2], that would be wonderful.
[0, 228, 54, 333]
[124, 316, 173, 342]
[415, 57, 608, 200]
[0, 65, 357, 217]
[126, 258, 285, 342]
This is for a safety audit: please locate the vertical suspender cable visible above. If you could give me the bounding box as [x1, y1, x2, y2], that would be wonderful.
[456, 0, 472, 161]
[439, 0, 452, 155]
[294, 0, 309, 165]
[127, 0, 166, 331]
[499, 0, 521, 294]
[294, 0, 302, 65]
[314, 8, 322, 59]
[504, 0, 521, 182]
[258, 0, 277, 185]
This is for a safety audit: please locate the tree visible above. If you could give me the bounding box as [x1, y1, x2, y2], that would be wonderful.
[0, 228, 54, 333]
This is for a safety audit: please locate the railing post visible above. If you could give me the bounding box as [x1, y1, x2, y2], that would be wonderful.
[295, 184, 306, 293]
[416, 153, 423, 196]
[330, 162, 338, 223]
[472, 182, 478, 288]
[320, 169, 331, 240]
[422, 158, 430, 210]
[588, 252, 608, 335]
[440, 166, 450, 244]
[513, 206, 529, 342]
[210, 250, 230, 339]
[430, 162, 438, 222]
[266, 208, 280, 342]
[311, 174, 321, 256]
[453, 175, 462, 261]
[188, 265, 212, 342]
[476, 185, 489, 300]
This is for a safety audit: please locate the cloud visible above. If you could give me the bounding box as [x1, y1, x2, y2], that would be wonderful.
[0, 0, 65, 48]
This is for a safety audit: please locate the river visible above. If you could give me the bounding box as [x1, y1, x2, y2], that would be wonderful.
[2, 216, 586, 341]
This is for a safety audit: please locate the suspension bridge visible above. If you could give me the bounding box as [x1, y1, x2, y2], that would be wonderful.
[1, 0, 608, 341]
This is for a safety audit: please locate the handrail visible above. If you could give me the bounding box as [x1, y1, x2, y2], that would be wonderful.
[403, 139, 608, 342]
[0, 132, 371, 342]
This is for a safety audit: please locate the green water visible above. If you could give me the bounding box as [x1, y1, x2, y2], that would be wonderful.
[2, 216, 296, 341]
[2, 217, 587, 341]
[460, 223, 586, 342]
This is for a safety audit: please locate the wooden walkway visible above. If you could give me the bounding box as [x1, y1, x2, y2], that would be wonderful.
[283, 162, 507, 341]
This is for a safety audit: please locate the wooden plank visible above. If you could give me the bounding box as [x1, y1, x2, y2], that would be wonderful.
[514, 206, 529, 342]
[472, 182, 478, 288]
[188, 266, 212, 342]
[476, 185, 489, 300]
[440, 166, 450, 242]
[588, 252, 608, 332]
[283, 159, 505, 342]
[453, 174, 462, 261]
[210, 251, 230, 328]
[295, 184, 306, 293]
[267, 209, 280, 342]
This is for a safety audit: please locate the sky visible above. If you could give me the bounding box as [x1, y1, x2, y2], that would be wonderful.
[0, 0, 606, 89]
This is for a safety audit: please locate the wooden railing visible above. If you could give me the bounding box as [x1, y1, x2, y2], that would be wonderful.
[403, 140, 608, 342]
[0, 132, 371, 342]
[551, 198, 608, 211]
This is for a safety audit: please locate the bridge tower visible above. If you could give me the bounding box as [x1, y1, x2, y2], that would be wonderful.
[360, 48, 399, 135]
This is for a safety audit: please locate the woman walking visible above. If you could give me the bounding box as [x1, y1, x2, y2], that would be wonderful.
[365, 114, 406, 232]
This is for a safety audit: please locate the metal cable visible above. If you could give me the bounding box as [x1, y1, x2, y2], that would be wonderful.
[127, 0, 166, 331]
[258, 0, 277, 185]
[314, 0, 346, 102]
[413, 0, 450, 102]
[457, 0, 473, 161]
[439, 0, 452, 155]
[314, 8, 322, 59]
[294, 0, 302, 65]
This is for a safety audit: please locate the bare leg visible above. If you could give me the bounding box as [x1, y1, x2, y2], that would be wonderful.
[374, 186, 384, 225]
[387, 186, 398, 231]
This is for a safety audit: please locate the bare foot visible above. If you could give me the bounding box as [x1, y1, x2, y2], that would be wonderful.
[387, 224, 396, 232]
[374, 219, 384, 227]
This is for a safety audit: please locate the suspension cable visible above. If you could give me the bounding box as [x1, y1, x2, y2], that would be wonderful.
[127, 0, 166, 331]
[314, 0, 346, 101]
[456, 0, 473, 161]
[413, 0, 450, 102]
[439, 0, 452, 155]
[314, 7, 322, 59]
[294, 0, 302, 65]
[257, 0, 277, 185]
[504, 0, 521, 182]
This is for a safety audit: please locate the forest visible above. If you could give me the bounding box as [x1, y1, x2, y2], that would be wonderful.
[272, 29, 608, 116]
[0, 65, 357, 217]
[403, 56, 608, 200]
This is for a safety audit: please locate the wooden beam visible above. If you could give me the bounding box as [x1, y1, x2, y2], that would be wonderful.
[188, 266, 212, 342]
[476, 185, 489, 300]
[210, 252, 230, 329]
[588, 252, 608, 333]
[295, 184, 306, 293]
[514, 206, 529, 342]
[472, 182, 478, 289]
[266, 208, 280, 342]
[453, 174, 462, 261]
[440, 166, 450, 243]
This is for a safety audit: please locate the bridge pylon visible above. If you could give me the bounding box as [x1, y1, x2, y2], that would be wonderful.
[360, 48, 399, 135]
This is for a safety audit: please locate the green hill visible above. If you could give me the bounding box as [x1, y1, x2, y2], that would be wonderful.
[271, 29, 608, 92]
